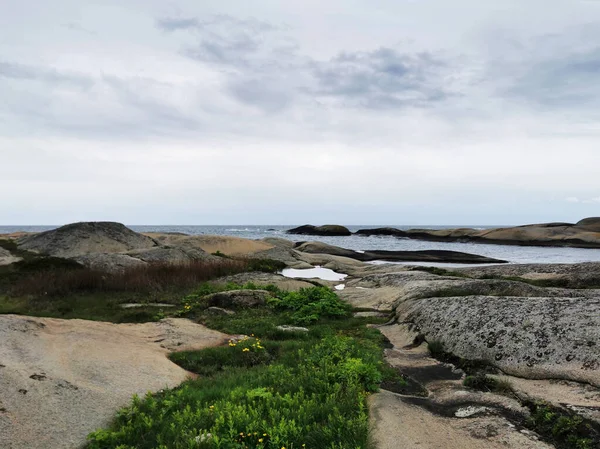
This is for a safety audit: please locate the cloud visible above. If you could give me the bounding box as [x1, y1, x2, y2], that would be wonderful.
[495, 26, 600, 113]
[0, 61, 93, 89]
[309, 48, 453, 109]
[63, 22, 96, 35]
[3, 3, 600, 224]
[566, 196, 600, 204]
[157, 14, 458, 112]
[156, 17, 200, 32]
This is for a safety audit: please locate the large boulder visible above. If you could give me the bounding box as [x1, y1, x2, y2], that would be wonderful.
[577, 217, 600, 232]
[287, 224, 352, 236]
[18, 222, 157, 258]
[204, 289, 272, 308]
[397, 295, 600, 387]
[212, 272, 317, 292]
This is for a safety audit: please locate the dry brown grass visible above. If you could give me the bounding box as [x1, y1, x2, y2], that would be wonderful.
[10, 259, 250, 297]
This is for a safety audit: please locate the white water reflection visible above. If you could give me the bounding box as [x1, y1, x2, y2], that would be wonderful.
[281, 266, 347, 281]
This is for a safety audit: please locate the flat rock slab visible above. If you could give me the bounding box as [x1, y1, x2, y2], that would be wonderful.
[120, 303, 176, 309]
[370, 390, 551, 449]
[0, 315, 228, 449]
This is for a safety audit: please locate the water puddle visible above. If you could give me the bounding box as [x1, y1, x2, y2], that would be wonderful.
[281, 266, 347, 281]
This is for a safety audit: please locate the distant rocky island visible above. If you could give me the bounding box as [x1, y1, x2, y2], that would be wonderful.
[288, 217, 600, 248]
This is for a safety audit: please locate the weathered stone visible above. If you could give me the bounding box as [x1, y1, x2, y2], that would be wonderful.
[18, 222, 158, 258]
[205, 289, 271, 308]
[276, 325, 309, 332]
[206, 307, 235, 315]
[397, 294, 600, 386]
[212, 272, 317, 292]
[577, 217, 600, 232]
[74, 253, 147, 272]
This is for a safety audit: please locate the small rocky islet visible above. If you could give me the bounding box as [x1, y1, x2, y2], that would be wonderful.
[0, 220, 599, 449]
[288, 218, 600, 248]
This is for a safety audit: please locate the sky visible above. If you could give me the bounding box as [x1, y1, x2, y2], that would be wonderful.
[1, 0, 600, 225]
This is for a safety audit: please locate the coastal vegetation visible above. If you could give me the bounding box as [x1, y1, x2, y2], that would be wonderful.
[87, 285, 404, 449]
[0, 239, 285, 322]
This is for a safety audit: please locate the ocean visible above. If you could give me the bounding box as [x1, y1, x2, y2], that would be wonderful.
[2, 224, 600, 265]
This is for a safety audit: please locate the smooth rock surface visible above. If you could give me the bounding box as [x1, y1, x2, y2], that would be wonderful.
[0, 315, 227, 449]
[205, 289, 272, 308]
[295, 241, 507, 264]
[356, 218, 600, 248]
[73, 253, 148, 272]
[18, 222, 158, 258]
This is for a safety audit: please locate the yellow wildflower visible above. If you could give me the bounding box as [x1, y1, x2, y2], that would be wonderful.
[243, 348, 250, 352]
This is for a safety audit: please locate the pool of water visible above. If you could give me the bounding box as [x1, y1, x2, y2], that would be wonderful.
[281, 266, 348, 281]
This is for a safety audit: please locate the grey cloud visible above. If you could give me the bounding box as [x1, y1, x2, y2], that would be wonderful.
[510, 48, 600, 108]
[162, 14, 454, 111]
[101, 75, 202, 131]
[309, 48, 452, 109]
[185, 35, 261, 67]
[158, 14, 289, 70]
[227, 78, 292, 113]
[156, 17, 200, 32]
[0, 63, 208, 140]
[157, 14, 275, 34]
[0, 61, 93, 89]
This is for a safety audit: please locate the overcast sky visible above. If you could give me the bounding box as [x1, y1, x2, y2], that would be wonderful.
[1, 0, 600, 225]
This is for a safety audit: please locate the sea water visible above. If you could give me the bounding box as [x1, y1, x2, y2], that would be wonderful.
[2, 224, 600, 265]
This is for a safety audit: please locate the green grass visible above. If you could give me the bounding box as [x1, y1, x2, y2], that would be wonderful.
[87, 287, 402, 449]
[526, 402, 599, 449]
[463, 374, 514, 396]
[0, 292, 171, 323]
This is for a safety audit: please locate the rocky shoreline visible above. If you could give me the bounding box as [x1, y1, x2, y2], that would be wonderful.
[287, 218, 600, 248]
[1, 221, 599, 449]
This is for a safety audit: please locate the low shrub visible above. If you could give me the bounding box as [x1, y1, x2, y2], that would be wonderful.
[267, 287, 352, 325]
[463, 374, 513, 395]
[246, 258, 287, 273]
[526, 402, 599, 449]
[427, 339, 445, 357]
